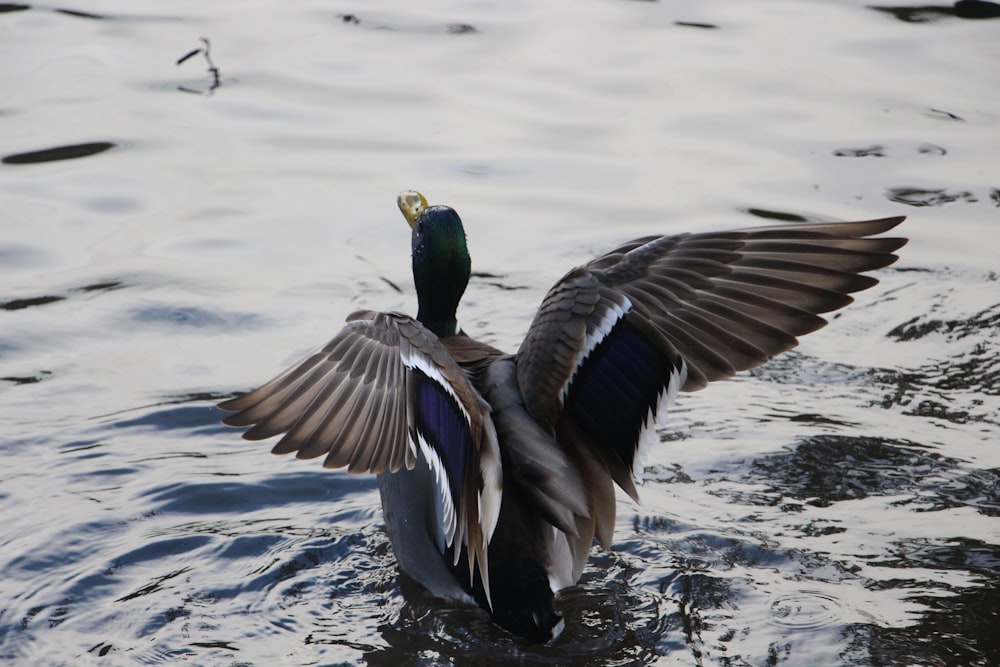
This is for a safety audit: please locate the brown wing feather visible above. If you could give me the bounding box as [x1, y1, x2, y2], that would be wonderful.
[518, 215, 906, 408]
[220, 311, 416, 472]
[218, 310, 503, 603]
[515, 215, 906, 528]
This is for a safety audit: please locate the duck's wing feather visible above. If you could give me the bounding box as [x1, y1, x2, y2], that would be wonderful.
[219, 310, 502, 603]
[517, 216, 907, 508]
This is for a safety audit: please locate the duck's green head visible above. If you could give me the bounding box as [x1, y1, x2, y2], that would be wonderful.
[397, 191, 471, 338]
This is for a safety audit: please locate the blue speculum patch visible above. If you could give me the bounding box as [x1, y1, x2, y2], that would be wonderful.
[564, 319, 676, 472]
[412, 369, 470, 508]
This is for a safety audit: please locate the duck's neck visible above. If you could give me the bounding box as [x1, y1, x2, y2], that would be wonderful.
[417, 279, 465, 338]
[414, 258, 466, 336]
[416, 291, 462, 338]
[411, 221, 470, 339]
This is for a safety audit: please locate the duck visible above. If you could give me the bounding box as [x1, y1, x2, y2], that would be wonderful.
[218, 191, 906, 642]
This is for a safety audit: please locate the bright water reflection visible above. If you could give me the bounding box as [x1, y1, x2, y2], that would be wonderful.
[1, 0, 999, 664]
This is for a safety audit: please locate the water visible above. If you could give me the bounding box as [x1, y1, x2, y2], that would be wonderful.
[2, 0, 999, 664]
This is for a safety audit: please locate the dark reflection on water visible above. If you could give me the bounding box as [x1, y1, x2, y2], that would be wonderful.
[917, 143, 948, 156]
[877, 297, 1000, 418]
[870, 0, 1000, 22]
[625, 515, 874, 664]
[0, 4, 108, 20]
[886, 186, 979, 207]
[834, 144, 887, 158]
[740, 436, 950, 505]
[857, 538, 1000, 665]
[0, 370, 51, 385]
[361, 552, 671, 666]
[723, 435, 1000, 665]
[113, 406, 228, 437]
[0, 3, 177, 20]
[889, 300, 1000, 345]
[336, 12, 480, 35]
[140, 473, 378, 515]
[739, 435, 1000, 518]
[471, 271, 531, 292]
[835, 143, 951, 159]
[674, 21, 719, 30]
[75, 280, 127, 294]
[742, 208, 810, 222]
[0, 280, 125, 312]
[924, 107, 965, 121]
[0, 294, 65, 311]
[53, 7, 105, 20]
[2, 141, 115, 165]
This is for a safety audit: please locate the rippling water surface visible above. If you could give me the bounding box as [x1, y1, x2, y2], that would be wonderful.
[2, 1, 999, 664]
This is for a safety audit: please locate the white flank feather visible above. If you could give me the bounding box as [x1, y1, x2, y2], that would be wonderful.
[406, 431, 418, 460]
[477, 423, 503, 544]
[547, 525, 575, 592]
[415, 431, 458, 551]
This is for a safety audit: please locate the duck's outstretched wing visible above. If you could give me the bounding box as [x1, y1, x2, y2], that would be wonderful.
[516, 216, 906, 543]
[218, 310, 502, 602]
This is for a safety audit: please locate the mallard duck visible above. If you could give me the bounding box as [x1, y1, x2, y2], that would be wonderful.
[218, 192, 906, 642]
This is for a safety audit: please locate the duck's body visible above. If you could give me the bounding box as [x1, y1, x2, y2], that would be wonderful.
[220, 192, 906, 641]
[378, 341, 573, 640]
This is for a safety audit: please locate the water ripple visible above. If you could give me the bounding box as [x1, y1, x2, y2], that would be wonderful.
[886, 186, 979, 207]
[768, 591, 846, 631]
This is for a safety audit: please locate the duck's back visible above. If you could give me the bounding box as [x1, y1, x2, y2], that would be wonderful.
[399, 338, 593, 641]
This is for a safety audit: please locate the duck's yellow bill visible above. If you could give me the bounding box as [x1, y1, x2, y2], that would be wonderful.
[397, 190, 428, 229]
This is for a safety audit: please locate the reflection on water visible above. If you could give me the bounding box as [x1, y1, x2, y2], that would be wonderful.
[886, 186, 980, 207]
[869, 1, 1000, 22]
[2, 142, 116, 165]
[0, 281, 124, 312]
[1, 0, 999, 664]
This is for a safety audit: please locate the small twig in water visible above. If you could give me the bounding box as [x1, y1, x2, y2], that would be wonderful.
[176, 38, 221, 94]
